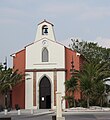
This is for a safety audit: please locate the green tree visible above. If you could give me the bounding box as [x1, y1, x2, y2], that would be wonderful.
[69, 39, 110, 63]
[92, 80, 106, 107]
[78, 61, 95, 108]
[78, 59, 110, 108]
[69, 39, 110, 107]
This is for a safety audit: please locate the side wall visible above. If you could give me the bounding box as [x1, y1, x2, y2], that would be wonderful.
[12, 49, 25, 109]
[65, 47, 80, 80]
[65, 48, 81, 107]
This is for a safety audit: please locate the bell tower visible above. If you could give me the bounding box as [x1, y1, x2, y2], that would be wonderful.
[35, 19, 56, 42]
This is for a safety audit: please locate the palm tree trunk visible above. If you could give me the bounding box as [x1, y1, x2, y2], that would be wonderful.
[72, 91, 76, 107]
[10, 90, 12, 108]
[73, 99, 76, 107]
[4, 90, 7, 109]
[100, 98, 103, 109]
[87, 97, 90, 108]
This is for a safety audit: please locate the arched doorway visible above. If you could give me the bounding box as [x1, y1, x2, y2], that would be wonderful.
[39, 76, 51, 109]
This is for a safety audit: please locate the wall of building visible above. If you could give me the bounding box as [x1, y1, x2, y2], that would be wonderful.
[26, 39, 65, 70]
[25, 39, 66, 109]
[12, 49, 25, 109]
[65, 47, 80, 80]
[65, 47, 81, 107]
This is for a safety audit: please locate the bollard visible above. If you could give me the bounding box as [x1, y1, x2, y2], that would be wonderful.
[56, 92, 65, 120]
[56, 92, 62, 118]
[31, 109, 34, 114]
[18, 110, 21, 115]
[4, 109, 8, 115]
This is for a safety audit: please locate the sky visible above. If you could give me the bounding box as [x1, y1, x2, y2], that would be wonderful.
[0, 0, 110, 67]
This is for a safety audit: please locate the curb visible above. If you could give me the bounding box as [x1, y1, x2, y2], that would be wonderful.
[33, 111, 55, 116]
[0, 110, 55, 118]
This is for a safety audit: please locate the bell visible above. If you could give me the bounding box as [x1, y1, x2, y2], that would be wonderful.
[44, 28, 48, 34]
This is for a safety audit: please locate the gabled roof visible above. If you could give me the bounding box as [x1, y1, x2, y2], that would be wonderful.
[25, 37, 66, 48]
[38, 19, 54, 26]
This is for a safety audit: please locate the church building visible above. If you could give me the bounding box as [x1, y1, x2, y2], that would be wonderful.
[11, 20, 83, 109]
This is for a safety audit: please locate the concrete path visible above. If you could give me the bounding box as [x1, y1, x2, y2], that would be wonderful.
[0, 109, 55, 117]
[0, 107, 110, 118]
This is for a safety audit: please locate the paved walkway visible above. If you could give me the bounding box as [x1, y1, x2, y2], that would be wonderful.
[0, 109, 54, 117]
[0, 107, 110, 118]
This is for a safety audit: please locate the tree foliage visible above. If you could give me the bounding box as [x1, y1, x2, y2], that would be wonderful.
[69, 39, 110, 63]
[77, 60, 110, 107]
[0, 68, 23, 93]
[0, 64, 24, 108]
[68, 39, 110, 107]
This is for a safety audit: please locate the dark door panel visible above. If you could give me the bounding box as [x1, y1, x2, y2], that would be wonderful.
[39, 76, 51, 109]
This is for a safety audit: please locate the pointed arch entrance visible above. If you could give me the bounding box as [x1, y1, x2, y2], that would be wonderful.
[39, 76, 51, 109]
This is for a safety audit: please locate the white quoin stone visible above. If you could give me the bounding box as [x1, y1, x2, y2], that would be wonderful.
[35, 20, 56, 42]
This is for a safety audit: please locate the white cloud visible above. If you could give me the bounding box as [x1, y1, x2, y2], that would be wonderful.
[41, 4, 72, 14]
[0, 18, 19, 24]
[0, 7, 27, 17]
[94, 37, 110, 48]
[0, 7, 30, 25]
[40, 2, 110, 21]
[80, 6, 110, 21]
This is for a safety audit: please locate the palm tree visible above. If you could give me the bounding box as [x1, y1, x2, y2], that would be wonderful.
[78, 59, 110, 108]
[92, 60, 110, 107]
[65, 75, 78, 107]
[92, 80, 106, 107]
[0, 68, 23, 109]
[79, 60, 101, 108]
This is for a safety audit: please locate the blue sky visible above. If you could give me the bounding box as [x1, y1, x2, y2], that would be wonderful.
[0, 0, 110, 67]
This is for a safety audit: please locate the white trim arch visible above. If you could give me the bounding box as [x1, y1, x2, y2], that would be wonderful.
[38, 74, 52, 85]
[37, 74, 53, 109]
